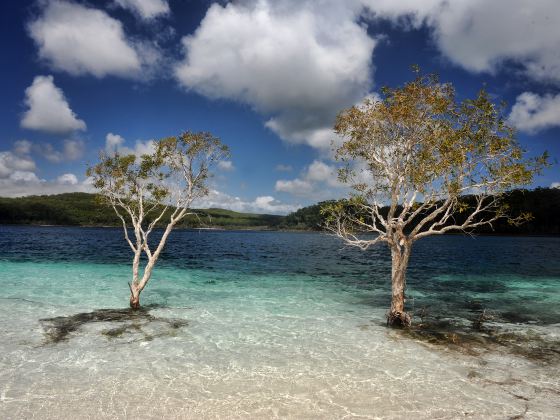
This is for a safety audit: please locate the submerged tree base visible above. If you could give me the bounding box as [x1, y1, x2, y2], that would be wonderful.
[129, 295, 140, 310]
[40, 306, 188, 344]
[387, 310, 412, 328]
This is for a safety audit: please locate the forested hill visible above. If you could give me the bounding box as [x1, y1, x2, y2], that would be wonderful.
[0, 193, 283, 229]
[0, 188, 559, 234]
[283, 188, 560, 235]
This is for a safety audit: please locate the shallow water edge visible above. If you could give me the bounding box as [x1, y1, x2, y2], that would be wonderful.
[1, 227, 559, 418]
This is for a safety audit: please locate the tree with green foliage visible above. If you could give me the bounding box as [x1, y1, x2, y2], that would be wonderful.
[87, 132, 228, 308]
[323, 72, 548, 327]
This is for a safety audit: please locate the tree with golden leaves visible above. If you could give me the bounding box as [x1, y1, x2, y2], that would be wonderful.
[88, 132, 229, 308]
[324, 72, 548, 327]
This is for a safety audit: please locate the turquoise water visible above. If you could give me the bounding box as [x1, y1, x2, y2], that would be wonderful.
[0, 226, 559, 418]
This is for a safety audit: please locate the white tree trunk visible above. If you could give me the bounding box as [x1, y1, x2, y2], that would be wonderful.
[129, 248, 142, 309]
[129, 223, 176, 309]
[387, 243, 412, 327]
[129, 282, 141, 309]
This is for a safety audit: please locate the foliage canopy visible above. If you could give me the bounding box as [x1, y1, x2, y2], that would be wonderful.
[324, 72, 549, 246]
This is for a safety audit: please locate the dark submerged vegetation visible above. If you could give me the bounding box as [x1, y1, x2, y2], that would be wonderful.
[40, 306, 189, 344]
[396, 312, 560, 365]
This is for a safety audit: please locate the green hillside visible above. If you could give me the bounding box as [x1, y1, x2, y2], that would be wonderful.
[0, 188, 558, 234]
[0, 193, 283, 229]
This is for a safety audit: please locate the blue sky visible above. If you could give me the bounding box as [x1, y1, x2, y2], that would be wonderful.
[1, 0, 559, 214]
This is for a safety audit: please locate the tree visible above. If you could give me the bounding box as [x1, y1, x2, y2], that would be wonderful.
[323, 72, 548, 327]
[87, 132, 229, 309]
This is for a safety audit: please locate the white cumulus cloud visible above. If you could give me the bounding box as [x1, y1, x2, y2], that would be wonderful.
[28, 0, 146, 78]
[364, 0, 560, 85]
[34, 139, 85, 163]
[12, 140, 33, 156]
[0, 143, 90, 197]
[0, 152, 36, 179]
[21, 75, 86, 134]
[175, 0, 376, 149]
[508, 92, 560, 134]
[56, 173, 79, 185]
[252, 195, 297, 214]
[105, 133, 155, 157]
[176, 0, 560, 151]
[8, 171, 41, 183]
[276, 160, 341, 198]
[62, 139, 85, 160]
[195, 189, 299, 215]
[275, 178, 314, 197]
[306, 160, 340, 187]
[105, 132, 126, 154]
[114, 0, 170, 20]
[217, 160, 235, 171]
[0, 175, 92, 197]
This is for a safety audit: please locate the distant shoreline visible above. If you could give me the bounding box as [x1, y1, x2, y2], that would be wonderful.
[5, 222, 305, 232]
[1, 190, 559, 235]
[2, 223, 559, 238]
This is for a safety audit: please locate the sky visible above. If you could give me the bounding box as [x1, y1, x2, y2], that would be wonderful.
[1, 0, 559, 214]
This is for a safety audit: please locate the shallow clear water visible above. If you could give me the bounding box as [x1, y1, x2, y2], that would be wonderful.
[0, 226, 559, 419]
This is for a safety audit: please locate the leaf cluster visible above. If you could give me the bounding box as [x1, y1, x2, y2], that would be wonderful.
[334, 72, 548, 201]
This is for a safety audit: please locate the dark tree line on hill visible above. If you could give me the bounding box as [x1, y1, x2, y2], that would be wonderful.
[0, 188, 558, 234]
[0, 193, 283, 229]
[283, 188, 560, 235]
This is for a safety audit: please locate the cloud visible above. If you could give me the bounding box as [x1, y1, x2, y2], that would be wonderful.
[175, 0, 376, 149]
[265, 123, 341, 151]
[195, 189, 299, 215]
[275, 178, 314, 196]
[114, 0, 170, 20]
[28, 0, 153, 78]
[551, 182, 560, 189]
[508, 92, 560, 134]
[306, 160, 340, 186]
[275, 164, 293, 172]
[0, 142, 90, 197]
[0, 173, 92, 197]
[217, 160, 235, 171]
[105, 133, 155, 157]
[34, 139, 85, 163]
[180, 0, 560, 150]
[252, 195, 297, 214]
[0, 138, 97, 197]
[0, 150, 36, 179]
[105, 132, 125, 153]
[173, 0, 560, 151]
[34, 143, 63, 163]
[21, 75, 86, 134]
[275, 160, 341, 198]
[363, 0, 560, 85]
[8, 171, 41, 183]
[13, 140, 32, 156]
[56, 173, 79, 185]
[62, 139, 85, 160]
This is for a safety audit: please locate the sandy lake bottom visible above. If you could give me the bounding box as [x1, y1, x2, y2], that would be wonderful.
[1, 227, 559, 419]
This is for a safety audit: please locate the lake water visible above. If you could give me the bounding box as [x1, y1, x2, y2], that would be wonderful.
[0, 225, 559, 419]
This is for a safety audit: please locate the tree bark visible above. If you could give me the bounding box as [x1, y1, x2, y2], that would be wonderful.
[387, 244, 412, 327]
[129, 282, 141, 309]
[130, 248, 142, 309]
[128, 251, 162, 309]
[129, 223, 175, 307]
